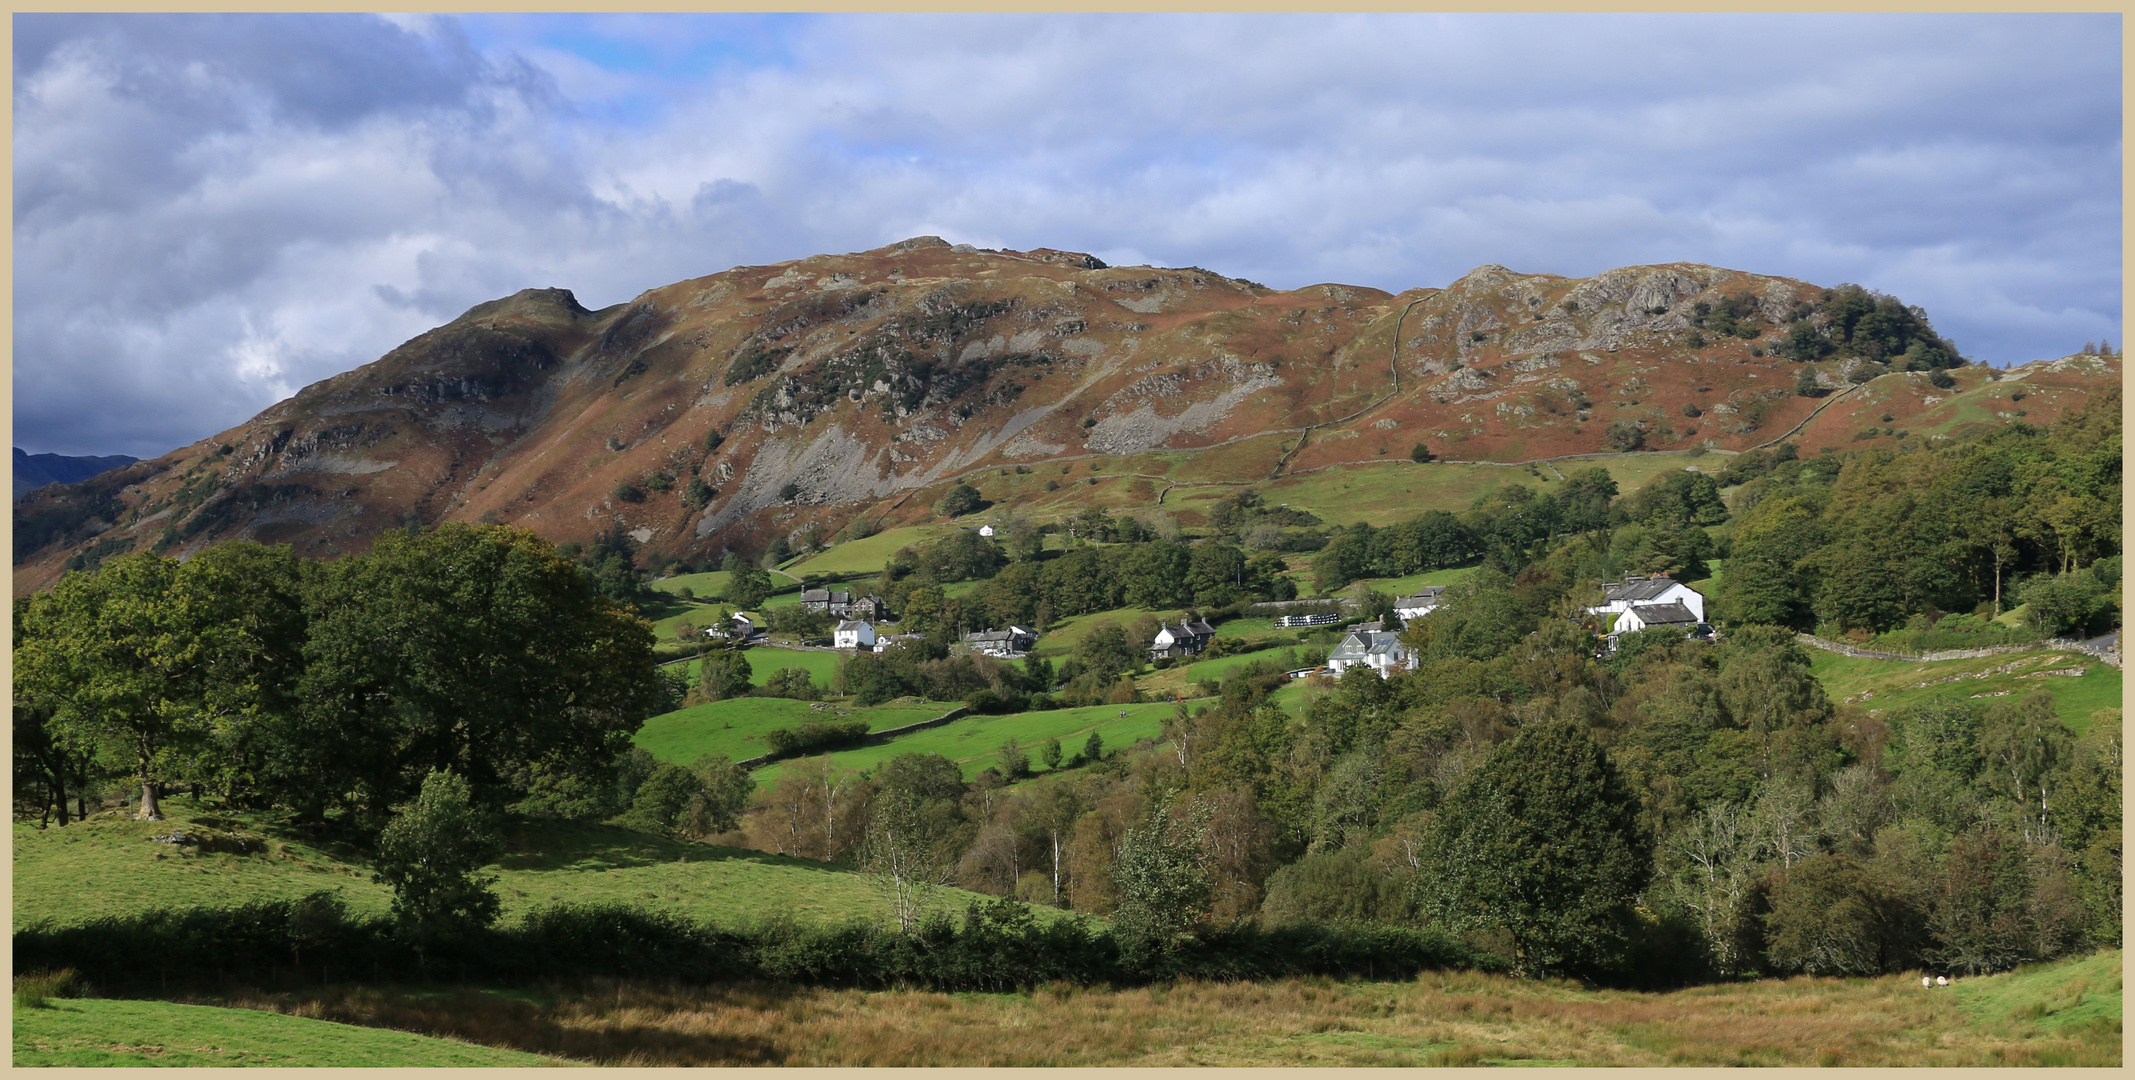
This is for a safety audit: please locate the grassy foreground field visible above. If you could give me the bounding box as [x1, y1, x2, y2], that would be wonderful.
[1808, 647, 2121, 734]
[185, 949, 2121, 1066]
[11, 801, 1009, 931]
[12, 998, 551, 1067]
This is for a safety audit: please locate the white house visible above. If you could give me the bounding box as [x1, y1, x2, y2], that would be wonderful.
[874, 632, 925, 654]
[1327, 628, 1414, 677]
[977, 524, 996, 538]
[720, 612, 756, 639]
[833, 619, 877, 650]
[1148, 618, 1217, 661]
[1394, 586, 1448, 623]
[1588, 575, 1706, 624]
[1611, 602, 1705, 638]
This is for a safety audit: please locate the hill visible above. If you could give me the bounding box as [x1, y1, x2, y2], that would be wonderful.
[21, 240, 2111, 593]
[14, 447, 138, 501]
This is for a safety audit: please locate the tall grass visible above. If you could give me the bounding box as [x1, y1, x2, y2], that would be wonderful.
[198, 952, 2122, 1067]
[15, 967, 81, 1009]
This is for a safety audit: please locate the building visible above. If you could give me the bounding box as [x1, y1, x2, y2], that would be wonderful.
[833, 619, 877, 650]
[1611, 602, 1708, 640]
[800, 589, 855, 615]
[1327, 627, 1414, 677]
[1148, 618, 1217, 660]
[847, 595, 885, 621]
[1394, 586, 1448, 623]
[1589, 574, 1706, 623]
[874, 632, 925, 654]
[977, 524, 996, 537]
[1274, 612, 1342, 629]
[964, 625, 1038, 658]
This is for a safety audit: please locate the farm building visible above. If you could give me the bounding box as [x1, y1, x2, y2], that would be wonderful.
[1327, 627, 1414, 677]
[1148, 618, 1217, 660]
[964, 625, 1038, 658]
[1394, 586, 1447, 623]
[1588, 575, 1706, 623]
[833, 620, 877, 650]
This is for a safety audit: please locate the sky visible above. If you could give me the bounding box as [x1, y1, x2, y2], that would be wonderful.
[12, 13, 2122, 459]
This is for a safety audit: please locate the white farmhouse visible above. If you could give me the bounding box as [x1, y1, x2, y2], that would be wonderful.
[1394, 586, 1448, 623]
[1326, 626, 1414, 678]
[1611, 602, 1705, 638]
[1588, 575, 1706, 624]
[833, 619, 877, 650]
[977, 524, 996, 538]
[964, 625, 1038, 657]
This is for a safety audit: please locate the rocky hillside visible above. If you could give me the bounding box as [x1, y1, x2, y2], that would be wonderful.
[13, 237, 2117, 592]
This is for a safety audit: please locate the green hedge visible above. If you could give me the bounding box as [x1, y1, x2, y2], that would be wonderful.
[14, 895, 1499, 994]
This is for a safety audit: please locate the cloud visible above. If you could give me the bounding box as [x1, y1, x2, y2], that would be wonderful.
[12, 12, 2120, 457]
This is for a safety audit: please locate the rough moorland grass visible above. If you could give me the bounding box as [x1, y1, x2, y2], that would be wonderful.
[11, 802, 995, 932]
[1947, 949, 2122, 1032]
[752, 702, 1172, 787]
[1807, 648, 2120, 734]
[1257, 451, 1723, 526]
[633, 697, 947, 768]
[12, 997, 554, 1067]
[198, 950, 2122, 1066]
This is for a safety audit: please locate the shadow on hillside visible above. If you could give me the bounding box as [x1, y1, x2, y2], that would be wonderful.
[494, 819, 849, 876]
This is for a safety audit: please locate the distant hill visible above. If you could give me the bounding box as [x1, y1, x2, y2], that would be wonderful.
[12, 237, 2118, 594]
[15, 447, 138, 501]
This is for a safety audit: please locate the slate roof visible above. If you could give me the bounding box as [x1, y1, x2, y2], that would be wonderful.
[801, 589, 853, 604]
[966, 627, 1034, 644]
[1602, 576, 1683, 604]
[1398, 587, 1446, 605]
[1330, 629, 1406, 661]
[835, 620, 872, 633]
[1627, 602, 1699, 626]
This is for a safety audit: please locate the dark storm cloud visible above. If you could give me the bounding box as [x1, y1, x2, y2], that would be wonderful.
[12, 13, 2120, 458]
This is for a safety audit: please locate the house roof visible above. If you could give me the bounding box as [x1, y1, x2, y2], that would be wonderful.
[1182, 619, 1216, 636]
[835, 620, 872, 632]
[1627, 602, 1699, 625]
[801, 589, 853, 603]
[1330, 630, 1405, 661]
[1603, 576, 1691, 604]
[965, 627, 1031, 643]
[1398, 587, 1446, 605]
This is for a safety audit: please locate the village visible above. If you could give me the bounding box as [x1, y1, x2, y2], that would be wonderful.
[694, 572, 1714, 681]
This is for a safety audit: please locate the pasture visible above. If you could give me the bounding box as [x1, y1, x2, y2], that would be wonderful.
[634, 696, 949, 767]
[12, 998, 552, 1067]
[1806, 648, 2120, 734]
[752, 701, 1173, 787]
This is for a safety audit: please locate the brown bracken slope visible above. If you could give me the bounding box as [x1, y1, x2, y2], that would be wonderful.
[13, 237, 2117, 592]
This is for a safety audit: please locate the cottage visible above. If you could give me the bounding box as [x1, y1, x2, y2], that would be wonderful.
[964, 625, 1038, 658]
[1588, 574, 1706, 623]
[874, 632, 925, 654]
[1327, 628, 1414, 678]
[800, 589, 855, 615]
[1611, 602, 1707, 639]
[833, 619, 877, 650]
[977, 524, 996, 538]
[1148, 618, 1217, 661]
[847, 595, 884, 621]
[1394, 586, 1447, 623]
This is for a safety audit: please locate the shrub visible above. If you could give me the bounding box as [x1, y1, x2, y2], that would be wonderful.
[778, 482, 802, 502]
[937, 483, 984, 518]
[1604, 421, 1646, 452]
[1928, 369, 1957, 389]
[612, 481, 646, 504]
[1409, 442, 1434, 463]
[763, 719, 871, 759]
[14, 968, 81, 1010]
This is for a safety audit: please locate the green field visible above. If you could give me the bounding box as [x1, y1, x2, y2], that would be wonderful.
[12, 998, 551, 1067]
[753, 702, 1173, 787]
[1808, 648, 2121, 735]
[1947, 948, 2124, 1032]
[635, 697, 951, 766]
[11, 804, 1012, 932]
[1343, 563, 1483, 601]
[785, 524, 956, 578]
[670, 646, 850, 692]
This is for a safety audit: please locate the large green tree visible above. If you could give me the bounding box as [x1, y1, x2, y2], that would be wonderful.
[298, 523, 660, 819]
[372, 768, 503, 950]
[1420, 720, 1650, 976]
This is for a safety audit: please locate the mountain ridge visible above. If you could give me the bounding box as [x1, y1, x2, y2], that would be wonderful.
[13, 238, 2117, 593]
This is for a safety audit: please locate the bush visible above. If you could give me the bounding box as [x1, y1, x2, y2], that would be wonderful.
[612, 481, 646, 504]
[937, 483, 984, 518]
[14, 968, 81, 1010]
[1928, 369, 1957, 390]
[762, 719, 871, 759]
[1409, 443, 1434, 463]
[1604, 421, 1646, 452]
[778, 482, 802, 502]
[2021, 573, 2107, 637]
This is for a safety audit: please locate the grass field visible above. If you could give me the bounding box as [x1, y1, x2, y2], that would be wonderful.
[670, 646, 849, 692]
[12, 998, 552, 1067]
[752, 702, 1173, 788]
[1807, 648, 2121, 735]
[11, 802, 1010, 932]
[634, 697, 950, 767]
[189, 949, 2122, 1066]
[784, 525, 955, 578]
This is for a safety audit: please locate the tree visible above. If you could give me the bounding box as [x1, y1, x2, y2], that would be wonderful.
[1410, 442, 1434, 463]
[616, 761, 706, 837]
[861, 753, 972, 931]
[1040, 737, 1065, 771]
[1419, 720, 1650, 976]
[937, 483, 984, 518]
[298, 523, 660, 819]
[690, 649, 755, 704]
[996, 737, 1032, 780]
[371, 769, 503, 950]
[689, 754, 753, 836]
[1762, 853, 1920, 976]
[1110, 802, 1212, 954]
[727, 561, 775, 609]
